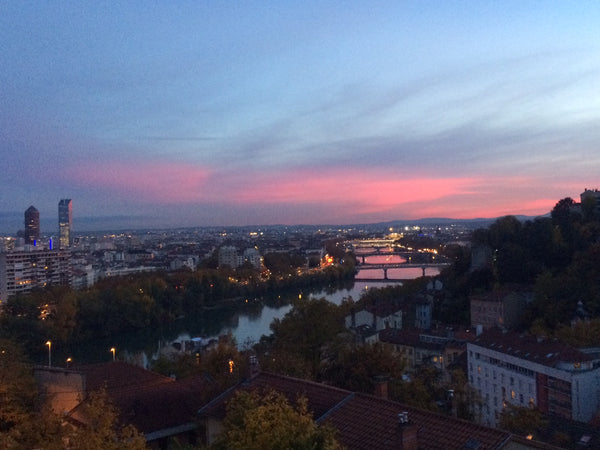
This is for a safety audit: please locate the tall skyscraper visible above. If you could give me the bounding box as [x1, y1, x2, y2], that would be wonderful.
[24, 205, 40, 245]
[58, 199, 73, 249]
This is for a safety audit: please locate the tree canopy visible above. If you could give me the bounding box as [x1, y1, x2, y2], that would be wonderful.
[211, 389, 340, 450]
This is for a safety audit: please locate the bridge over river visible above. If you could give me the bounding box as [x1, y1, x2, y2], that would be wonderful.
[355, 262, 450, 281]
[351, 238, 450, 281]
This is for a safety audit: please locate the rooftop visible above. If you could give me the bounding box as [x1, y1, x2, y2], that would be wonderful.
[470, 329, 596, 369]
[199, 371, 515, 450]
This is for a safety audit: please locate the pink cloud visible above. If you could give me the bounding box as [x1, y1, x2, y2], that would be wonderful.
[231, 168, 480, 213]
[67, 161, 211, 203]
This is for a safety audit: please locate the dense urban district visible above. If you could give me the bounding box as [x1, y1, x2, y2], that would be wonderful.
[2, 190, 600, 449]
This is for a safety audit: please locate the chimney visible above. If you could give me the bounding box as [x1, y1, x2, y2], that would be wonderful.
[397, 412, 418, 450]
[373, 375, 389, 400]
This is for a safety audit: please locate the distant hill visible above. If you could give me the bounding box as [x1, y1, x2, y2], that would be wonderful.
[0, 212, 548, 236]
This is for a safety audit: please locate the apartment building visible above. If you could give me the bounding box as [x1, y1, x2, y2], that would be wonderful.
[0, 248, 72, 303]
[467, 329, 600, 427]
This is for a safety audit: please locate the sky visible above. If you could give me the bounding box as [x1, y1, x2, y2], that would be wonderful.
[1, 1, 599, 231]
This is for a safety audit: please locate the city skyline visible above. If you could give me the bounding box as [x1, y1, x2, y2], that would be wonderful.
[1, 2, 599, 230]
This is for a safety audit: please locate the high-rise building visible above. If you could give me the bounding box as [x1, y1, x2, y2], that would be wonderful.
[24, 205, 40, 245]
[58, 199, 73, 248]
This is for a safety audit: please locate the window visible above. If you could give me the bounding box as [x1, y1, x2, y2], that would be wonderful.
[511, 390, 516, 399]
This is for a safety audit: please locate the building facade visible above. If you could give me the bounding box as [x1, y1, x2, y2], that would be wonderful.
[470, 288, 530, 332]
[24, 205, 40, 245]
[467, 329, 600, 427]
[0, 249, 72, 303]
[58, 199, 73, 249]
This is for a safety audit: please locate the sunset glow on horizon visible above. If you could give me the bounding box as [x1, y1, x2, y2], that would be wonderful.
[1, 2, 599, 230]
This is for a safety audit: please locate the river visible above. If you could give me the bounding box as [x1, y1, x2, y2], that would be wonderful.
[62, 265, 440, 367]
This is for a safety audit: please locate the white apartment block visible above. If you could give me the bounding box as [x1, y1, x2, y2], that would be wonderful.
[218, 245, 239, 269]
[0, 248, 72, 303]
[467, 329, 600, 427]
[218, 246, 263, 270]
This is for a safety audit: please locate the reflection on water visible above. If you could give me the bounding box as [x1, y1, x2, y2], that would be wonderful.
[362, 255, 406, 264]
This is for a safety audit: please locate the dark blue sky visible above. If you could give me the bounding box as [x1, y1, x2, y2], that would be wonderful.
[1, 2, 599, 230]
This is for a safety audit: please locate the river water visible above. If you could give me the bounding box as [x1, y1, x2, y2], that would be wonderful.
[62, 265, 440, 367]
[156, 264, 441, 356]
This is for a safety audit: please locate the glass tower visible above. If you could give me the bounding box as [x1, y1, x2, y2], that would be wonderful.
[24, 205, 40, 245]
[58, 199, 72, 248]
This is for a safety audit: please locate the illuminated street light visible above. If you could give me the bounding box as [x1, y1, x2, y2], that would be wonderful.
[110, 347, 116, 362]
[228, 359, 234, 374]
[66, 357, 72, 368]
[45, 340, 52, 367]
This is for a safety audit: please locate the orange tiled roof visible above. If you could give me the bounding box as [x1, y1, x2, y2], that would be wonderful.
[75, 362, 216, 435]
[199, 371, 512, 450]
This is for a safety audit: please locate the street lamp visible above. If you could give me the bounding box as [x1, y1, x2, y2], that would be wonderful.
[66, 357, 72, 368]
[45, 340, 52, 367]
[110, 347, 116, 362]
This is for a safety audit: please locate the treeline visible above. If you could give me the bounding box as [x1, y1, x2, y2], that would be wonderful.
[440, 197, 600, 333]
[0, 257, 356, 358]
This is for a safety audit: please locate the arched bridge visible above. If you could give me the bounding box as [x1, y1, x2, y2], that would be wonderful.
[356, 262, 450, 280]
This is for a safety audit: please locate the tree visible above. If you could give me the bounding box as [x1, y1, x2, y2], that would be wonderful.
[320, 342, 405, 393]
[390, 365, 441, 411]
[265, 298, 345, 377]
[65, 389, 147, 450]
[0, 339, 37, 439]
[498, 404, 547, 439]
[212, 389, 340, 450]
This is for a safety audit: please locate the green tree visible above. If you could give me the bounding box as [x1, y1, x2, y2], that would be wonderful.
[320, 342, 405, 393]
[390, 365, 442, 411]
[265, 299, 345, 377]
[212, 389, 340, 450]
[0, 339, 37, 438]
[66, 389, 147, 450]
[498, 404, 547, 439]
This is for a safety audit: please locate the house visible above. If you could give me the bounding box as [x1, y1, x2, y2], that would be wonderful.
[35, 361, 218, 449]
[470, 287, 531, 332]
[378, 328, 473, 372]
[345, 303, 403, 333]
